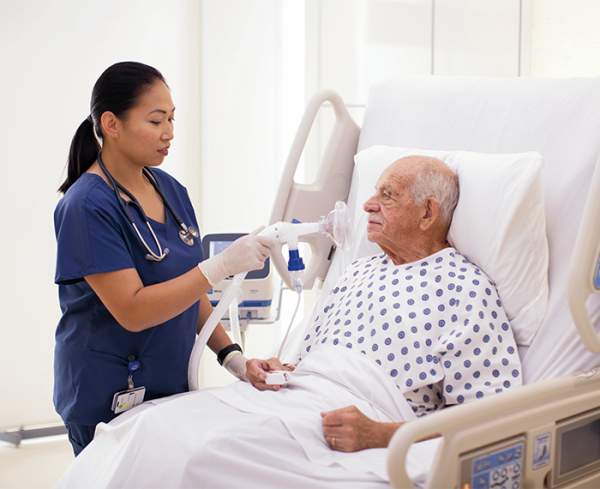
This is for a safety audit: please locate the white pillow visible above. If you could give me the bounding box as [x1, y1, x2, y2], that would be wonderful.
[352, 145, 549, 347]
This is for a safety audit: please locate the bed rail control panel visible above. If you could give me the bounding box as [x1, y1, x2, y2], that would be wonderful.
[552, 406, 600, 487]
[459, 436, 525, 489]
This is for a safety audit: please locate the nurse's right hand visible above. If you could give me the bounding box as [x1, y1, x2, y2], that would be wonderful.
[198, 227, 274, 286]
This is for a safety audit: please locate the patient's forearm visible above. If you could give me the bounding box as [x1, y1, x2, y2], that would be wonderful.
[374, 421, 405, 448]
[366, 421, 440, 448]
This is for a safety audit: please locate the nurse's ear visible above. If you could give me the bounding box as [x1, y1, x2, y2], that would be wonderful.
[100, 111, 120, 140]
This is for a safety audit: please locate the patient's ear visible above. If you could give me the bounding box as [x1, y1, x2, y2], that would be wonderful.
[419, 197, 440, 231]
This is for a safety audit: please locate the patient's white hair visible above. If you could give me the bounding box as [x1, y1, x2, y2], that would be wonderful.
[409, 160, 459, 226]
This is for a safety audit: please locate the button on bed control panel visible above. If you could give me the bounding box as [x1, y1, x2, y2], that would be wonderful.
[459, 436, 525, 489]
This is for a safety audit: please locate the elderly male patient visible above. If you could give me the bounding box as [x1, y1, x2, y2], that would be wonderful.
[246, 155, 522, 451]
[55, 156, 522, 489]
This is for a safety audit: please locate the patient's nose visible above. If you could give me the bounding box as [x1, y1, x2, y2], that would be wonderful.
[363, 195, 379, 213]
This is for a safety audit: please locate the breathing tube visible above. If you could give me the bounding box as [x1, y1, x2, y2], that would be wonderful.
[188, 201, 353, 391]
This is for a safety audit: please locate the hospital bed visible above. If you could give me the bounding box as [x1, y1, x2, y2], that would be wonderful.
[271, 76, 600, 488]
[55, 76, 600, 489]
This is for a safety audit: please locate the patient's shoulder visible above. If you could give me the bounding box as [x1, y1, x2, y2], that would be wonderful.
[445, 248, 495, 284]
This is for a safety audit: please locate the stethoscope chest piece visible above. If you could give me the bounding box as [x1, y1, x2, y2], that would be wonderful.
[179, 225, 199, 247]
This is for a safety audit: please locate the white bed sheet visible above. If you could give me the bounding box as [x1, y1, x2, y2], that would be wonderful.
[55, 346, 438, 489]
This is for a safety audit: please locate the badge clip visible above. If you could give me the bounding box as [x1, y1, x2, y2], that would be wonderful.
[112, 356, 145, 414]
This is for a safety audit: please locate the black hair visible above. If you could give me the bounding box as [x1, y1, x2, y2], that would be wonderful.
[58, 61, 168, 194]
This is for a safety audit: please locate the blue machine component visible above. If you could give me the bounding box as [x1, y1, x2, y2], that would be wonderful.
[594, 254, 600, 289]
[288, 219, 306, 272]
[208, 299, 272, 309]
[287, 249, 305, 271]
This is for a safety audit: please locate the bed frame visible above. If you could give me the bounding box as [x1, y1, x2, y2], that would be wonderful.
[273, 75, 600, 488]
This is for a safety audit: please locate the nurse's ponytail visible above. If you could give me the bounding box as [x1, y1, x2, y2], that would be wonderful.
[59, 116, 100, 194]
[58, 62, 168, 194]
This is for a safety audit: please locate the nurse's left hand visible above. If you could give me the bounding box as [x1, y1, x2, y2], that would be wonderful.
[245, 357, 288, 391]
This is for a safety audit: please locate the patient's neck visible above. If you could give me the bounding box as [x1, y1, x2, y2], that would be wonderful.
[381, 239, 451, 266]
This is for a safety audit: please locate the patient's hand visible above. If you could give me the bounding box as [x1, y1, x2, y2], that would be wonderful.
[321, 405, 405, 452]
[245, 357, 289, 392]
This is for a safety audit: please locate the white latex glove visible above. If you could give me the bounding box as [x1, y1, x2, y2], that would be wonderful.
[223, 352, 248, 382]
[198, 227, 274, 286]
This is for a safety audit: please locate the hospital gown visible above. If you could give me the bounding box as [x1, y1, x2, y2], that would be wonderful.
[298, 247, 523, 415]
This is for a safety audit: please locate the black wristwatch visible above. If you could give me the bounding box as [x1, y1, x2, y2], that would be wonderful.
[217, 343, 243, 366]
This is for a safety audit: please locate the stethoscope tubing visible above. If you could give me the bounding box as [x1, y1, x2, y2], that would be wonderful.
[96, 151, 198, 261]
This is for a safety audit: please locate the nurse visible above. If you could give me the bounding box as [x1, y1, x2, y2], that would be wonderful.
[54, 61, 274, 456]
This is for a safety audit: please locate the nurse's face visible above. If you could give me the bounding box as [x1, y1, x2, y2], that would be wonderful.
[115, 81, 175, 168]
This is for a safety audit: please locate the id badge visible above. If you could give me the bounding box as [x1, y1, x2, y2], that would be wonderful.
[111, 386, 146, 414]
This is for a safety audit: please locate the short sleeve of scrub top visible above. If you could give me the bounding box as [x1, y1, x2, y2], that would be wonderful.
[53, 169, 204, 425]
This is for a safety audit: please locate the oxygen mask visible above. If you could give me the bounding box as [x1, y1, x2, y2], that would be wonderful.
[319, 200, 354, 251]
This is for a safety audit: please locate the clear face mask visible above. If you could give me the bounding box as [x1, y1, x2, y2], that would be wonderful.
[320, 200, 354, 251]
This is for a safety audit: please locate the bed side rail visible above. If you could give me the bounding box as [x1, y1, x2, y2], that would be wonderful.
[388, 368, 600, 488]
[269, 89, 360, 290]
[568, 151, 600, 352]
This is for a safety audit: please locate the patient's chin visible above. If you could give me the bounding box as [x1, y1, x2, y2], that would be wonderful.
[365, 227, 381, 242]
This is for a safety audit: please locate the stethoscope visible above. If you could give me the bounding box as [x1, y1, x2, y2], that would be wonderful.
[97, 151, 199, 262]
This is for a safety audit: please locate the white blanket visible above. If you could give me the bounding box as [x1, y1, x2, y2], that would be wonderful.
[55, 346, 439, 488]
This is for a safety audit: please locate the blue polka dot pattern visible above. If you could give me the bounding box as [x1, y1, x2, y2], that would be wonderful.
[298, 248, 522, 416]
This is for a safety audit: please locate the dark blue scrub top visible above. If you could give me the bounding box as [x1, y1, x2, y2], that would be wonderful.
[53, 169, 204, 425]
